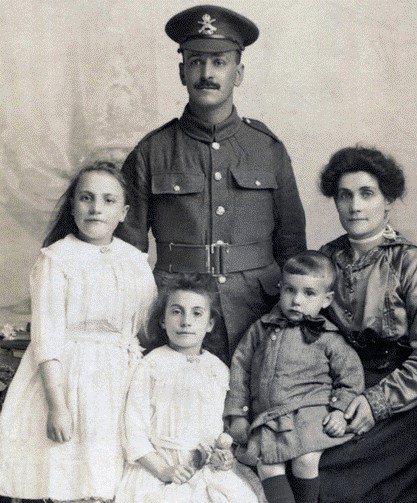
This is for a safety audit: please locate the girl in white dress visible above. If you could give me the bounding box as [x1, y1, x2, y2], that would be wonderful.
[115, 274, 259, 503]
[0, 162, 156, 502]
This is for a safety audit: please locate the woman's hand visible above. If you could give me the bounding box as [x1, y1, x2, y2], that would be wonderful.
[323, 409, 347, 437]
[229, 416, 250, 445]
[47, 405, 73, 443]
[344, 395, 376, 435]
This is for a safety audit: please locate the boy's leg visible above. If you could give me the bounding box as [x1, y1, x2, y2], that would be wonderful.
[290, 451, 322, 503]
[258, 462, 295, 503]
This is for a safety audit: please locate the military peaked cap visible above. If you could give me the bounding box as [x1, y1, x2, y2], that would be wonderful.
[165, 4, 259, 53]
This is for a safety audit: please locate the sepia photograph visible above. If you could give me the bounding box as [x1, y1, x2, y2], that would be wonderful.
[1, 1, 416, 502]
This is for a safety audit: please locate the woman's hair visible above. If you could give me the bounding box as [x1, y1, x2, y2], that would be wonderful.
[43, 161, 132, 247]
[320, 146, 406, 201]
[144, 273, 222, 354]
[283, 250, 337, 291]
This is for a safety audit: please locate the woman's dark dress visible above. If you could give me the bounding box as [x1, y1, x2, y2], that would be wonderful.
[318, 231, 417, 503]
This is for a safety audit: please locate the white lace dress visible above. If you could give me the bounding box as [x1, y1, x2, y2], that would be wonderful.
[115, 345, 258, 503]
[0, 234, 156, 501]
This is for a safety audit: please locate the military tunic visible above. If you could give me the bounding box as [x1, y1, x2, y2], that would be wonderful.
[122, 105, 306, 359]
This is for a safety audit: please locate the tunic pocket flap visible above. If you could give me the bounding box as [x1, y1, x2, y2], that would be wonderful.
[231, 167, 278, 190]
[151, 173, 205, 194]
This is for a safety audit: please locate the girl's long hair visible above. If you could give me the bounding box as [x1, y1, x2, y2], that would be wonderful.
[43, 161, 133, 247]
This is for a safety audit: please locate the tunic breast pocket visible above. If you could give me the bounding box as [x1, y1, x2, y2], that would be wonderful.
[151, 172, 205, 195]
[230, 166, 278, 229]
[230, 167, 278, 193]
[230, 167, 277, 212]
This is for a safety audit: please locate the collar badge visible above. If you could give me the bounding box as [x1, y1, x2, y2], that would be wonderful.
[198, 14, 217, 36]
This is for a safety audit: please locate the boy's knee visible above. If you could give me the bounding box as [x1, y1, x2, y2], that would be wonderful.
[292, 451, 322, 478]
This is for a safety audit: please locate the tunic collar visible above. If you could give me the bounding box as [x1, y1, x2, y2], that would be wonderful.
[178, 105, 243, 143]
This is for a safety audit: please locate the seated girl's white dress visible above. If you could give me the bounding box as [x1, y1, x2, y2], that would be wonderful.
[0, 235, 156, 501]
[115, 345, 259, 503]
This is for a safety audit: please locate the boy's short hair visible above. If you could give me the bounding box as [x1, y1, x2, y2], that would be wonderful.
[282, 251, 336, 291]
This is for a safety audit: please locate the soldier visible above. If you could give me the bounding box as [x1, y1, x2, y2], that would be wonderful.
[122, 5, 306, 364]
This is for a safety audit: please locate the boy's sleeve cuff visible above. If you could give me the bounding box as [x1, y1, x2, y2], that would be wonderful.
[224, 400, 250, 418]
[328, 393, 353, 412]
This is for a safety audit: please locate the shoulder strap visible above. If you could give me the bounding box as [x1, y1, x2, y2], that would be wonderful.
[242, 117, 283, 143]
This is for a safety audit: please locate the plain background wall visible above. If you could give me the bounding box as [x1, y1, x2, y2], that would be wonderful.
[0, 0, 416, 323]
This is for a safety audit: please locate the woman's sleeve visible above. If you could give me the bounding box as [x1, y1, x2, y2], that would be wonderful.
[29, 251, 67, 365]
[364, 247, 417, 420]
[123, 361, 156, 463]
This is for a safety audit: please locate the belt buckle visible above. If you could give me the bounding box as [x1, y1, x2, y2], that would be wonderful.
[209, 241, 230, 276]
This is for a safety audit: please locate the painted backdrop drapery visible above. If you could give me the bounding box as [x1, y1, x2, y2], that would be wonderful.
[1, 0, 416, 323]
[0, 0, 158, 317]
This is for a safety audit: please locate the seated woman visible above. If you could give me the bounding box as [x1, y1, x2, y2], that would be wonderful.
[317, 146, 417, 503]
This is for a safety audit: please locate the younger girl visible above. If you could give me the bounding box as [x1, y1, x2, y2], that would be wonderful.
[115, 274, 259, 503]
[0, 162, 156, 502]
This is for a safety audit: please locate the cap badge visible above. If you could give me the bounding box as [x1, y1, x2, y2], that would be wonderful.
[198, 14, 217, 36]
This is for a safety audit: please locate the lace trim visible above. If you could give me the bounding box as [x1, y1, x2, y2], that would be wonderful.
[364, 384, 391, 422]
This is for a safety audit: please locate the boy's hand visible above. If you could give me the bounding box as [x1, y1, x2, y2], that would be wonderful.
[47, 405, 73, 443]
[229, 416, 250, 445]
[322, 409, 347, 437]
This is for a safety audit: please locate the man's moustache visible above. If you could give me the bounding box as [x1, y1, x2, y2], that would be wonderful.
[194, 81, 220, 90]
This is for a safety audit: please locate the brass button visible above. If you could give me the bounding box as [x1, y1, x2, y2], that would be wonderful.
[214, 171, 222, 181]
[255, 180, 261, 186]
[212, 142, 220, 150]
[173, 184, 180, 192]
[271, 334, 277, 341]
[217, 275, 226, 284]
[215, 206, 225, 216]
[331, 396, 338, 403]
[242, 405, 249, 412]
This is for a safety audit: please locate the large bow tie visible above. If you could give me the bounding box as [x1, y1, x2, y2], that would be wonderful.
[274, 315, 327, 343]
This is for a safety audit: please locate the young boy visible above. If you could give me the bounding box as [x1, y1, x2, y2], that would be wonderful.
[224, 251, 364, 503]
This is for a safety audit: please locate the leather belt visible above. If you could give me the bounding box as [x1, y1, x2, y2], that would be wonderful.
[155, 239, 274, 276]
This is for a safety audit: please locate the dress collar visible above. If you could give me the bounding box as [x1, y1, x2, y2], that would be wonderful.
[329, 229, 415, 270]
[178, 105, 243, 143]
[67, 233, 120, 255]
